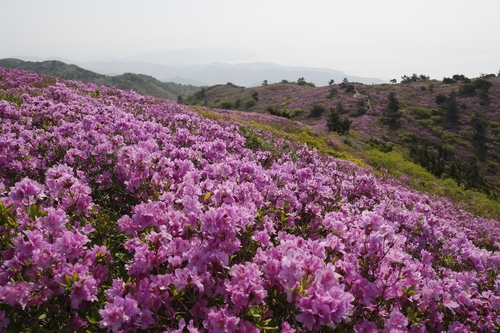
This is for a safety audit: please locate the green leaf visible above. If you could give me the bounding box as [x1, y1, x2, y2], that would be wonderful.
[27, 204, 48, 220]
[204, 192, 212, 201]
[402, 284, 418, 297]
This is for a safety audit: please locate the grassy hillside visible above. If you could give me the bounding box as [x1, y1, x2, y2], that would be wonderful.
[0, 58, 202, 100]
[186, 74, 500, 203]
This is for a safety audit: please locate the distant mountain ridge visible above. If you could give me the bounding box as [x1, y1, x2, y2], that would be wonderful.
[9, 55, 385, 87]
[0, 58, 202, 100]
[77, 61, 386, 87]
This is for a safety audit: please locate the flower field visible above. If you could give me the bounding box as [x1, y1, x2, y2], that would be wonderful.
[1, 67, 500, 332]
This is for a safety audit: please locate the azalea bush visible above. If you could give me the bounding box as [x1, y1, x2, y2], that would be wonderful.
[1, 67, 500, 332]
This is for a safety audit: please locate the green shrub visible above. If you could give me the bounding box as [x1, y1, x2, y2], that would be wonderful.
[398, 132, 417, 143]
[244, 99, 256, 108]
[435, 94, 448, 104]
[310, 104, 326, 117]
[411, 106, 432, 119]
[343, 138, 352, 146]
[459, 83, 476, 96]
[266, 106, 292, 119]
[219, 101, 235, 109]
[367, 138, 393, 152]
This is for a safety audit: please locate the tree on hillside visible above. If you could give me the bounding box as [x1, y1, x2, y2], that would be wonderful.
[262, 80, 268, 86]
[328, 79, 335, 86]
[449, 156, 487, 191]
[310, 104, 326, 117]
[452, 74, 470, 82]
[401, 73, 429, 84]
[196, 87, 206, 99]
[297, 77, 306, 85]
[327, 86, 338, 99]
[339, 78, 354, 92]
[356, 99, 369, 116]
[339, 78, 349, 89]
[441, 91, 459, 122]
[382, 92, 401, 124]
[386, 92, 399, 112]
[442, 77, 456, 84]
[470, 114, 488, 143]
[327, 103, 352, 135]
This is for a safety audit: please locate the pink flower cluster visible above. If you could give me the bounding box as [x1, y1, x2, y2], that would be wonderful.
[1, 67, 500, 332]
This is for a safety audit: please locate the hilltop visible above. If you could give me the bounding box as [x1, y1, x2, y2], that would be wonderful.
[186, 74, 500, 202]
[0, 58, 202, 100]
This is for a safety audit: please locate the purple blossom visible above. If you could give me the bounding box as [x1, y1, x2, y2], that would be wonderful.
[99, 296, 141, 333]
[203, 306, 240, 333]
[8, 178, 44, 205]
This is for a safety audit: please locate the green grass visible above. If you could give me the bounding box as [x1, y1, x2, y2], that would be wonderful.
[0, 91, 23, 105]
[364, 148, 500, 219]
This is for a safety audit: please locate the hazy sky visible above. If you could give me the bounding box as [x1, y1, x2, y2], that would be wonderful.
[1, 0, 499, 80]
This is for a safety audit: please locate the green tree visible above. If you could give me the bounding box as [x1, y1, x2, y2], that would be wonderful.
[297, 77, 306, 85]
[327, 103, 352, 135]
[356, 99, 368, 116]
[339, 78, 348, 88]
[441, 91, 459, 122]
[196, 87, 206, 99]
[470, 114, 488, 143]
[310, 104, 326, 117]
[383, 92, 401, 124]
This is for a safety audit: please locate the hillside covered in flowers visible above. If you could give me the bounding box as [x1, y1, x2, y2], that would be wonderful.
[186, 74, 500, 203]
[1, 67, 500, 332]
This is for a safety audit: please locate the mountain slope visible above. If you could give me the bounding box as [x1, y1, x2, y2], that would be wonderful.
[1, 67, 500, 332]
[186, 74, 500, 201]
[0, 58, 202, 100]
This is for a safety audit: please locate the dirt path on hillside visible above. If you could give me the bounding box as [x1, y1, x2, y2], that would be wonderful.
[353, 85, 373, 113]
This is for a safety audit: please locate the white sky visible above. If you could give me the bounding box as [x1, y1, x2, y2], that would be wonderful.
[1, 0, 499, 80]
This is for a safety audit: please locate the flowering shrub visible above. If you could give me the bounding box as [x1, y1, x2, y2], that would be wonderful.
[1, 67, 500, 332]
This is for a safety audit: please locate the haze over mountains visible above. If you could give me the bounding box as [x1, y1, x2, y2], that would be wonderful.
[10, 49, 386, 87]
